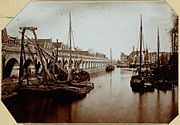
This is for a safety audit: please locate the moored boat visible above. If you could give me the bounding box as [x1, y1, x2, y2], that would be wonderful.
[1, 78, 18, 102]
[106, 64, 115, 72]
[116, 63, 129, 68]
[15, 79, 94, 97]
[15, 21, 94, 97]
[151, 28, 174, 90]
[130, 15, 154, 92]
[105, 48, 115, 72]
[130, 15, 144, 92]
[130, 75, 144, 92]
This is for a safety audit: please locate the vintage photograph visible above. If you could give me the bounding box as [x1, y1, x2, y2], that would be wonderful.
[1, 0, 178, 123]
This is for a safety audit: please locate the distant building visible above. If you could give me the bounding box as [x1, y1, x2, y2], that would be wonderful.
[127, 49, 170, 65]
[2, 28, 18, 45]
[120, 52, 128, 62]
[127, 50, 138, 64]
[2, 28, 107, 59]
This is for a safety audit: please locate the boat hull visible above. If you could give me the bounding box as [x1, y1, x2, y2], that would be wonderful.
[105, 65, 115, 72]
[15, 81, 94, 98]
[130, 75, 144, 92]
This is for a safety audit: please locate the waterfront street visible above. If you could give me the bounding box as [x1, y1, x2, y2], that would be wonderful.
[6, 68, 178, 123]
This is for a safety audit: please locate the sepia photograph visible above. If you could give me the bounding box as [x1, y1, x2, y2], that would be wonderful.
[1, 0, 178, 123]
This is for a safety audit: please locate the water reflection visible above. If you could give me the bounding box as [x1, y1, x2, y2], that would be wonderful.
[156, 90, 160, 122]
[5, 68, 178, 123]
[109, 72, 112, 96]
[138, 92, 143, 122]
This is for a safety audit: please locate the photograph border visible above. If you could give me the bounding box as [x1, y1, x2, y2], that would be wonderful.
[0, 0, 179, 125]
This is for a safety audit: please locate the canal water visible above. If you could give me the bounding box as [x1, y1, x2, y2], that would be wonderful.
[5, 68, 178, 123]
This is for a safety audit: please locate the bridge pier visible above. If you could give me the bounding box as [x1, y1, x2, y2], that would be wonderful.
[89, 61, 91, 69]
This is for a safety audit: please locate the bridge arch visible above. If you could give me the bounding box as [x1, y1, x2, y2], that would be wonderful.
[3, 58, 19, 79]
[5, 53, 20, 66]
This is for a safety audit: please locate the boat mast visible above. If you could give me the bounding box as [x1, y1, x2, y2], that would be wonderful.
[69, 12, 72, 65]
[19, 28, 26, 85]
[157, 27, 160, 69]
[139, 15, 143, 75]
[110, 48, 112, 65]
[145, 45, 148, 66]
[56, 39, 58, 62]
[68, 12, 72, 80]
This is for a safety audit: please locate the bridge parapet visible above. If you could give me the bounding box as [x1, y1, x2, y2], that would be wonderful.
[2, 43, 111, 62]
[2, 43, 36, 54]
[2, 27, 116, 79]
[2, 43, 116, 78]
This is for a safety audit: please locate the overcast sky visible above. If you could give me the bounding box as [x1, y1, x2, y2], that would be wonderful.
[6, 1, 176, 59]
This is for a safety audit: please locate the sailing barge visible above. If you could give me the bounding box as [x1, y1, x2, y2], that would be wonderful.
[130, 15, 177, 92]
[15, 13, 94, 97]
[151, 28, 176, 90]
[130, 15, 154, 92]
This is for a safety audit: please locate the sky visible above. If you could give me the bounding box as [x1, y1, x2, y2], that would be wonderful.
[6, 1, 176, 59]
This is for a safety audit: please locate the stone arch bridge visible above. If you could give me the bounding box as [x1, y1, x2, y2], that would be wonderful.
[2, 43, 115, 78]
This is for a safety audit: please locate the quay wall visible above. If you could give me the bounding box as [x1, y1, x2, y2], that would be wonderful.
[84, 67, 106, 78]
